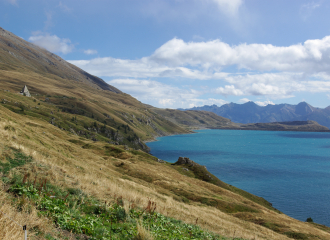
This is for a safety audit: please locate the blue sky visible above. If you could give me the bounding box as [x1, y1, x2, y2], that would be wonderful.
[2, 0, 330, 109]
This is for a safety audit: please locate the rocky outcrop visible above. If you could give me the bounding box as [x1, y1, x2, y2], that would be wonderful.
[174, 157, 216, 183]
[175, 157, 205, 168]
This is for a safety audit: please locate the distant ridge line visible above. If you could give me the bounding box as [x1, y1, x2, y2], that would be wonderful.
[181, 101, 330, 129]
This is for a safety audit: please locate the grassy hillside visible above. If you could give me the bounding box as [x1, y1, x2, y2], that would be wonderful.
[0, 26, 195, 152]
[1, 92, 330, 239]
[0, 87, 190, 152]
[151, 107, 239, 130]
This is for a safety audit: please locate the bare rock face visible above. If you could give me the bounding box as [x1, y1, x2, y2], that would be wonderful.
[175, 157, 197, 166]
[175, 157, 208, 170]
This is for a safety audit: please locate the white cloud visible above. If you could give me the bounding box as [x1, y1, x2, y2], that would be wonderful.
[71, 36, 330, 79]
[255, 100, 275, 106]
[210, 0, 243, 16]
[108, 79, 199, 105]
[69, 57, 215, 79]
[239, 98, 251, 103]
[29, 32, 74, 54]
[221, 73, 302, 98]
[149, 37, 330, 73]
[84, 49, 98, 55]
[218, 72, 330, 99]
[215, 85, 244, 96]
[107, 78, 227, 108]
[69, 35, 330, 102]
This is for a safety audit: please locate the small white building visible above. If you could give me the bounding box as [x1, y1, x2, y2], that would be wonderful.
[20, 85, 31, 97]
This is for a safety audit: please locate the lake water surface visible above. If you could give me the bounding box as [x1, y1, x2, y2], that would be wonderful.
[146, 129, 330, 226]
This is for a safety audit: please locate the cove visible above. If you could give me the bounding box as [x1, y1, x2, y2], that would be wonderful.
[146, 129, 330, 226]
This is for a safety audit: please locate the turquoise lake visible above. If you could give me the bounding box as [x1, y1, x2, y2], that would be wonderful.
[146, 129, 330, 226]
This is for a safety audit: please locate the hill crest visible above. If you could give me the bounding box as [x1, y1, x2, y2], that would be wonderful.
[0, 27, 121, 93]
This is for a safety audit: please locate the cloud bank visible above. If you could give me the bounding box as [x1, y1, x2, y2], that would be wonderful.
[71, 36, 330, 76]
[69, 35, 330, 107]
[108, 79, 227, 108]
[29, 32, 74, 54]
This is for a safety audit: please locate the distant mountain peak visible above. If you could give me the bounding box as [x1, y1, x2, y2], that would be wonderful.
[295, 101, 314, 115]
[182, 101, 330, 129]
[243, 101, 258, 106]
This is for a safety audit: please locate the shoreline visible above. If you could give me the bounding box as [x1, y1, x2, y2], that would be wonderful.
[211, 127, 330, 132]
[144, 126, 330, 144]
[143, 130, 198, 144]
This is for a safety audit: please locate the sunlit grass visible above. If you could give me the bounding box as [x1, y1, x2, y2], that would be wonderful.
[0, 91, 329, 239]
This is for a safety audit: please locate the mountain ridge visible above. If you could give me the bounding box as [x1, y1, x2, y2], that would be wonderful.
[0, 26, 121, 93]
[184, 101, 330, 129]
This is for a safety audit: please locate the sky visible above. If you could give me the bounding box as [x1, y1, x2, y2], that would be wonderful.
[1, 0, 330, 109]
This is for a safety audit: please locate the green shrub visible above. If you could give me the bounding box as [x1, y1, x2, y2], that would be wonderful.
[5, 181, 226, 239]
[306, 217, 313, 223]
[284, 231, 309, 239]
[0, 149, 32, 174]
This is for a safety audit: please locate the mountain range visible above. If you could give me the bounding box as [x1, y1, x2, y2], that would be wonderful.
[185, 101, 330, 129]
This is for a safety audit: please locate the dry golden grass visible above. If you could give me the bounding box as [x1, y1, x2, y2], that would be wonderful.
[135, 219, 154, 240]
[0, 68, 188, 142]
[0, 182, 53, 240]
[0, 93, 329, 239]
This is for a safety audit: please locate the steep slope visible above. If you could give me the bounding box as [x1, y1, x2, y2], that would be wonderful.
[0, 27, 121, 93]
[0, 26, 246, 150]
[0, 27, 196, 151]
[151, 107, 239, 130]
[1, 100, 330, 239]
[187, 101, 330, 129]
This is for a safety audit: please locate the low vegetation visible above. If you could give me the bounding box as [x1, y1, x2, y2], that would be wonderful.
[1, 148, 239, 240]
[0, 100, 330, 240]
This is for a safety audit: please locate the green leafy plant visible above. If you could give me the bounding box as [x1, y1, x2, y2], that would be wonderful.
[6, 181, 233, 239]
